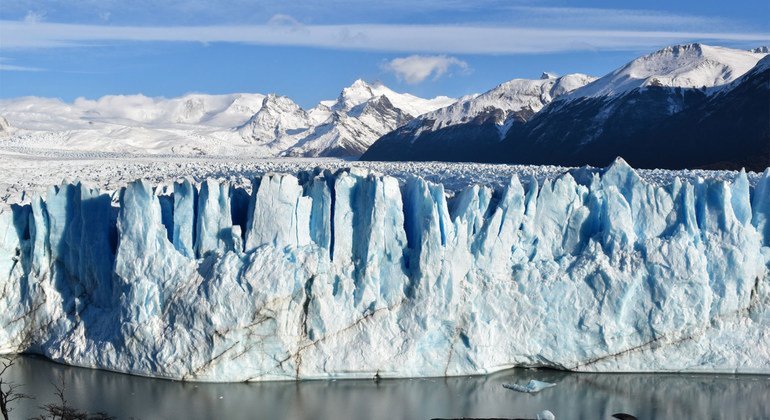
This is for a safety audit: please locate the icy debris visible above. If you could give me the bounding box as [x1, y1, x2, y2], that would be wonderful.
[503, 380, 557, 394]
[1, 154, 763, 207]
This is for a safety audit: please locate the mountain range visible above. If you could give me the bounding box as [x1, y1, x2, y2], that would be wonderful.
[0, 80, 453, 157]
[237, 80, 454, 157]
[362, 44, 770, 171]
[1, 43, 768, 169]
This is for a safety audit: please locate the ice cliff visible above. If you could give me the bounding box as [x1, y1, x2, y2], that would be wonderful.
[1, 160, 769, 381]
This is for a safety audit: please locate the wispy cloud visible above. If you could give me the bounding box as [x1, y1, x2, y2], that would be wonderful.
[23, 10, 46, 23]
[266, 14, 306, 32]
[506, 7, 727, 30]
[0, 0, 538, 25]
[1, 20, 768, 54]
[384, 55, 468, 84]
[0, 57, 43, 72]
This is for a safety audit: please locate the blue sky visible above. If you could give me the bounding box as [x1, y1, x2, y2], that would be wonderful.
[0, 0, 768, 108]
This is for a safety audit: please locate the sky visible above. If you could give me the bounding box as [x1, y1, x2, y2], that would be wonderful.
[0, 0, 768, 108]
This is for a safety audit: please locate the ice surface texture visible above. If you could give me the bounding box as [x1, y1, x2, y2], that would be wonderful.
[1, 159, 769, 381]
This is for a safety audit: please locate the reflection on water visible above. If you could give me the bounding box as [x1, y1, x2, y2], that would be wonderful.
[4, 355, 770, 419]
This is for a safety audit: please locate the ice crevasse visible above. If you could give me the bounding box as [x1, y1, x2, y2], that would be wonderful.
[1, 159, 769, 381]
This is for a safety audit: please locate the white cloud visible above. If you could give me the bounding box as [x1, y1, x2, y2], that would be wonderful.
[0, 20, 767, 54]
[384, 55, 468, 84]
[0, 64, 42, 71]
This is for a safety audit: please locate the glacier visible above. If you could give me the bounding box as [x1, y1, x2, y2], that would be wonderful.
[1, 159, 769, 382]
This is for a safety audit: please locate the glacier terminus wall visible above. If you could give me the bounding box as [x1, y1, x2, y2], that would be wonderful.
[1, 160, 770, 381]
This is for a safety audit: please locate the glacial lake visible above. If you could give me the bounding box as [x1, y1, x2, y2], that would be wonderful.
[4, 355, 770, 419]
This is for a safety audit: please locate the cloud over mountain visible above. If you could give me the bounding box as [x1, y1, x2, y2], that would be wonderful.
[383, 55, 469, 84]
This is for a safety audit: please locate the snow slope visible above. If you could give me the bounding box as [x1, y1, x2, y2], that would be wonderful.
[362, 44, 770, 169]
[360, 73, 597, 162]
[238, 80, 455, 157]
[569, 43, 767, 98]
[1, 159, 769, 381]
[0, 93, 267, 155]
[414, 73, 596, 133]
[0, 93, 267, 130]
[0, 81, 455, 158]
[0, 116, 12, 136]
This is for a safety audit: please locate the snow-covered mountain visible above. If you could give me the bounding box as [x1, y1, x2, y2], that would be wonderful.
[363, 44, 769, 170]
[400, 72, 597, 139]
[568, 43, 766, 98]
[361, 73, 596, 161]
[499, 52, 770, 170]
[238, 79, 455, 157]
[2, 42, 766, 164]
[1, 93, 266, 130]
[236, 94, 312, 153]
[427, 72, 596, 130]
[0, 81, 454, 158]
[0, 93, 269, 155]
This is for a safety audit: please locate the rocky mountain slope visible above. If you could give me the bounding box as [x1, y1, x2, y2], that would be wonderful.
[362, 44, 769, 171]
[238, 80, 454, 157]
[361, 73, 596, 161]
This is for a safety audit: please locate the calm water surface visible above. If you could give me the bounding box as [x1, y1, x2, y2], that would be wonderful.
[4, 355, 770, 419]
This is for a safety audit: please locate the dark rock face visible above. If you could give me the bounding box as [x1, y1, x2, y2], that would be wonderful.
[361, 111, 520, 163]
[363, 59, 770, 171]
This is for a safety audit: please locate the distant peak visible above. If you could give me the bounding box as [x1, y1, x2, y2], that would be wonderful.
[540, 72, 558, 80]
[261, 94, 301, 110]
[263, 93, 291, 102]
[751, 46, 770, 54]
[345, 79, 388, 91]
[335, 79, 380, 110]
[651, 43, 706, 58]
[348, 79, 372, 89]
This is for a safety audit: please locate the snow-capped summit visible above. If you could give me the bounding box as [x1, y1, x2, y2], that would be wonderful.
[284, 94, 414, 157]
[361, 72, 597, 161]
[237, 94, 311, 149]
[236, 80, 457, 157]
[333, 79, 455, 116]
[407, 73, 596, 133]
[277, 79, 455, 157]
[363, 43, 769, 169]
[751, 46, 770, 54]
[570, 43, 768, 98]
[334, 79, 380, 111]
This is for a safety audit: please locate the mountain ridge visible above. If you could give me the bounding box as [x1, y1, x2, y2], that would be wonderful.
[362, 43, 770, 171]
[0, 80, 456, 157]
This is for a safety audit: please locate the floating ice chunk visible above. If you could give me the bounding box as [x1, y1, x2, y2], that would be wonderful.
[503, 380, 557, 394]
[537, 410, 556, 420]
